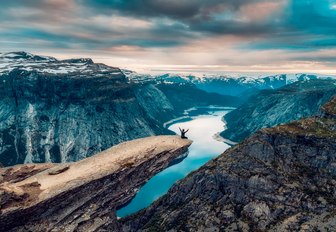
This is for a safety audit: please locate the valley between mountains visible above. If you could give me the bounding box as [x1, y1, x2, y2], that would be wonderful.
[0, 52, 335, 232]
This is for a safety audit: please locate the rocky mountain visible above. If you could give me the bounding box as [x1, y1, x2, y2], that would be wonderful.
[120, 96, 336, 232]
[124, 70, 335, 96]
[221, 79, 336, 142]
[0, 136, 192, 232]
[0, 52, 240, 167]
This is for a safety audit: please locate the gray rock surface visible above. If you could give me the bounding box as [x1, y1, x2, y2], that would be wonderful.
[121, 96, 336, 232]
[0, 67, 167, 166]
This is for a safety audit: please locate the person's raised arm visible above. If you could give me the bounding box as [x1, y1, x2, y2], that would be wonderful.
[179, 127, 182, 133]
[185, 129, 189, 133]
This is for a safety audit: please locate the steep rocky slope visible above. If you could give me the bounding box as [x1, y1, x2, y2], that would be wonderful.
[221, 79, 336, 142]
[121, 96, 336, 232]
[0, 135, 192, 232]
[0, 52, 239, 166]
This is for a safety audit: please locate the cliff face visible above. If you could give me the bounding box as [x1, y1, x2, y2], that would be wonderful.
[221, 79, 336, 142]
[0, 68, 169, 166]
[0, 52, 236, 167]
[121, 96, 336, 232]
[0, 135, 192, 232]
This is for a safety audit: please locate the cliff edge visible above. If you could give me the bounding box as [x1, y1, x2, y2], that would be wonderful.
[0, 135, 192, 232]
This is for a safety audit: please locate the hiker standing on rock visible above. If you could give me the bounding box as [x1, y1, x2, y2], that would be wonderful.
[179, 127, 189, 139]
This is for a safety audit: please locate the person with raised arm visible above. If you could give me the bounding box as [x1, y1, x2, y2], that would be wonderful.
[179, 127, 189, 139]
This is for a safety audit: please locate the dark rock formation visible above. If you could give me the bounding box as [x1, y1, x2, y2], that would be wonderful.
[221, 79, 336, 142]
[0, 135, 192, 232]
[121, 96, 336, 231]
[322, 96, 336, 119]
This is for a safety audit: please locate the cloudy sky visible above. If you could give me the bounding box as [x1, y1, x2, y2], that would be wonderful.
[1, 0, 336, 74]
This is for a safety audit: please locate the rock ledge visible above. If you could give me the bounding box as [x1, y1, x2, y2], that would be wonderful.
[0, 135, 192, 231]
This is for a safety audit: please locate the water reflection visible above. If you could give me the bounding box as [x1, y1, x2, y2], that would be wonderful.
[116, 110, 231, 217]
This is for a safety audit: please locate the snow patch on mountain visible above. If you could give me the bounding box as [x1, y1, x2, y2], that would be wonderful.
[0, 51, 122, 76]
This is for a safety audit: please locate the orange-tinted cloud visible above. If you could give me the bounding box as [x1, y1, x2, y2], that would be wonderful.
[0, 0, 336, 75]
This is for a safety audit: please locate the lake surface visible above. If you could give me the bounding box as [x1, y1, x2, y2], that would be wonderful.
[116, 108, 231, 217]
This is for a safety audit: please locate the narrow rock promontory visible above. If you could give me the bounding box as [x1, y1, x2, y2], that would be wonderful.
[0, 135, 192, 232]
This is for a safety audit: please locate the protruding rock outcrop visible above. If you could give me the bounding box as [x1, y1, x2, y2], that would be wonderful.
[0, 136, 192, 232]
[121, 96, 336, 231]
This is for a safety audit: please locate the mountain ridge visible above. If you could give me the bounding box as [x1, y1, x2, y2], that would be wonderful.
[124, 70, 336, 96]
[221, 79, 336, 142]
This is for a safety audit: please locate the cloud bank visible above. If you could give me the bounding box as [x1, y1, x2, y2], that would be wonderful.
[1, 0, 336, 74]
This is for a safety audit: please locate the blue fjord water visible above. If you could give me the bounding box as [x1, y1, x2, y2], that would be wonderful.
[116, 109, 231, 217]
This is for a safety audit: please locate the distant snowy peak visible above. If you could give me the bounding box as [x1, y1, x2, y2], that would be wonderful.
[126, 71, 335, 85]
[0, 52, 122, 77]
[0, 51, 57, 62]
[124, 71, 336, 96]
[121, 69, 155, 83]
[62, 58, 94, 64]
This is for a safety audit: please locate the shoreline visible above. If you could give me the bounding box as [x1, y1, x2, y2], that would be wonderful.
[213, 132, 237, 146]
[163, 105, 235, 128]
